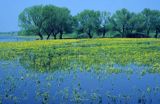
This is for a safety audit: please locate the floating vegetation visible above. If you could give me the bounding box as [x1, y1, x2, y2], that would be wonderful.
[140, 70, 147, 76]
[0, 38, 159, 74]
[147, 86, 151, 93]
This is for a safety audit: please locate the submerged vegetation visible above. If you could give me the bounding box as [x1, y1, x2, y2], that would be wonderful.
[0, 38, 160, 74]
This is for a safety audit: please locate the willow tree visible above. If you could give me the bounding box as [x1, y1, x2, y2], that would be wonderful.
[149, 10, 160, 38]
[57, 7, 73, 39]
[110, 8, 132, 37]
[42, 5, 60, 39]
[98, 11, 110, 37]
[76, 10, 100, 38]
[19, 5, 46, 40]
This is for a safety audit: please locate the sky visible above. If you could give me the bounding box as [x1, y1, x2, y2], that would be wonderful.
[0, 0, 160, 32]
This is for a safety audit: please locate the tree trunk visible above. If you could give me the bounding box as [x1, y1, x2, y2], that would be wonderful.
[147, 29, 150, 36]
[122, 25, 125, 38]
[47, 34, 51, 40]
[102, 29, 106, 38]
[155, 30, 158, 38]
[38, 32, 43, 40]
[130, 28, 133, 33]
[88, 34, 92, 38]
[53, 34, 57, 39]
[59, 31, 63, 39]
[88, 29, 92, 38]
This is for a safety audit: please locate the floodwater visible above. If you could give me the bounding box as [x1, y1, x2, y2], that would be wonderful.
[0, 37, 160, 104]
[0, 35, 35, 42]
[0, 61, 160, 104]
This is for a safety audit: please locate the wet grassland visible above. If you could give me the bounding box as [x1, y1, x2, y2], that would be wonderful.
[0, 38, 160, 104]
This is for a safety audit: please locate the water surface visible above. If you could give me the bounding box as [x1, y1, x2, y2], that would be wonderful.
[0, 61, 160, 104]
[0, 35, 35, 42]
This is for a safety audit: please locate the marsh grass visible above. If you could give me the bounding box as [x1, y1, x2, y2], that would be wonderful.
[0, 38, 160, 74]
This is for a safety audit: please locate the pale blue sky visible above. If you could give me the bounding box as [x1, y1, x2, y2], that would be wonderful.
[0, 0, 160, 32]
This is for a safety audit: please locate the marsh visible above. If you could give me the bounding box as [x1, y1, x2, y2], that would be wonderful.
[0, 38, 160, 103]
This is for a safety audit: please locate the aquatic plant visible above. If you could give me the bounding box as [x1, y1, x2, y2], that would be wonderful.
[0, 38, 160, 74]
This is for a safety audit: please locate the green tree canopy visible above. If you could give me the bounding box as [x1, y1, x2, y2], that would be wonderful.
[149, 10, 160, 38]
[19, 5, 72, 40]
[19, 5, 46, 40]
[76, 10, 100, 38]
[19, 5, 160, 39]
[42, 5, 60, 39]
[98, 11, 111, 37]
[110, 8, 133, 37]
[57, 7, 73, 39]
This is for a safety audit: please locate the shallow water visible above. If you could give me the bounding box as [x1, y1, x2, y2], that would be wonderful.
[0, 36, 34, 42]
[0, 61, 160, 104]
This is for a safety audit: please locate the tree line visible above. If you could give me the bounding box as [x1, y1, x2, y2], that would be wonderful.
[18, 5, 160, 39]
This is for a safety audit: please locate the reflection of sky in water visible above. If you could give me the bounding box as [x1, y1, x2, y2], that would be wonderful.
[0, 61, 160, 104]
[0, 36, 34, 42]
